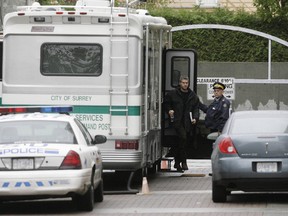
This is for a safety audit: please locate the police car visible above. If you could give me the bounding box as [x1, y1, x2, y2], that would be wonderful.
[0, 106, 106, 211]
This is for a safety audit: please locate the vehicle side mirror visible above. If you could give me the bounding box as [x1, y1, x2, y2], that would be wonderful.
[93, 135, 107, 144]
[207, 132, 220, 140]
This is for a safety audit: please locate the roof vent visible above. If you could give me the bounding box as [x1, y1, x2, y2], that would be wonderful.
[136, 9, 150, 15]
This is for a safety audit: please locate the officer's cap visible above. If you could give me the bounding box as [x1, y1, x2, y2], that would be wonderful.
[213, 82, 225, 90]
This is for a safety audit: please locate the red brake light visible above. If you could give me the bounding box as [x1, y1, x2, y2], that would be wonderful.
[218, 137, 237, 154]
[60, 150, 82, 169]
[0, 106, 72, 115]
[115, 140, 139, 150]
[0, 107, 27, 113]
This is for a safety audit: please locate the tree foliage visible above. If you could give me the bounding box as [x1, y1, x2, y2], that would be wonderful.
[37, 0, 76, 5]
[151, 8, 288, 62]
[37, 0, 50, 4]
[254, 0, 288, 21]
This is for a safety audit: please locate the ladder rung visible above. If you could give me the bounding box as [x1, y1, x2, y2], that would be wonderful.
[110, 91, 128, 95]
[111, 21, 129, 24]
[110, 126, 128, 129]
[110, 74, 128, 77]
[111, 56, 128, 59]
[111, 39, 129, 42]
[110, 108, 128, 112]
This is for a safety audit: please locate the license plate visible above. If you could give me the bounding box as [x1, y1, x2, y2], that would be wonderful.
[256, 162, 277, 173]
[12, 158, 34, 170]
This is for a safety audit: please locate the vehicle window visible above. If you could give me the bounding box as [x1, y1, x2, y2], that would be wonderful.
[74, 119, 93, 145]
[171, 57, 190, 88]
[40, 43, 103, 76]
[0, 121, 77, 144]
[230, 117, 288, 134]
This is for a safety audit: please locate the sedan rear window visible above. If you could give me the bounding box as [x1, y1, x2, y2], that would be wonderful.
[0, 121, 77, 144]
[230, 117, 288, 134]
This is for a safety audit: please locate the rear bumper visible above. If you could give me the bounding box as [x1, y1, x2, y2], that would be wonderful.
[212, 157, 288, 192]
[0, 169, 92, 199]
[214, 178, 288, 192]
[101, 150, 143, 171]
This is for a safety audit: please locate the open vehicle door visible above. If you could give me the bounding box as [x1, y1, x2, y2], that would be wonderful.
[162, 49, 197, 148]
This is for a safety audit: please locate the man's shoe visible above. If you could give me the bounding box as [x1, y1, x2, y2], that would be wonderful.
[182, 162, 188, 170]
[177, 167, 183, 172]
[174, 161, 180, 169]
[174, 163, 183, 172]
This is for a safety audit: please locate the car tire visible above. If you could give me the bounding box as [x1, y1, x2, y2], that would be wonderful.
[74, 181, 95, 211]
[212, 181, 227, 203]
[94, 179, 104, 202]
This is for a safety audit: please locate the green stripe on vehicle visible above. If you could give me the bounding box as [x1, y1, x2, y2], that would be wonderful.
[0, 98, 140, 116]
[72, 105, 140, 116]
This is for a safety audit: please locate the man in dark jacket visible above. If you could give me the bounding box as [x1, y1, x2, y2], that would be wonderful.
[164, 76, 200, 171]
[199, 82, 230, 133]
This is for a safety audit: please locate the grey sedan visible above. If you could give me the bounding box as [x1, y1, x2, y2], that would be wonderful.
[210, 110, 288, 202]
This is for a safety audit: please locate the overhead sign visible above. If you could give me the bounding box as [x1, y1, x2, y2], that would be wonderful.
[197, 77, 235, 100]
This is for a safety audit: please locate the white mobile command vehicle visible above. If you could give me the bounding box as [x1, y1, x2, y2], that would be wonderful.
[2, 0, 197, 189]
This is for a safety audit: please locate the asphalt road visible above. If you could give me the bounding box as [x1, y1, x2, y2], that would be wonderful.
[1, 160, 288, 215]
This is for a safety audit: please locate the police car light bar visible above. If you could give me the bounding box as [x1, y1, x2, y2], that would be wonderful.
[0, 106, 73, 114]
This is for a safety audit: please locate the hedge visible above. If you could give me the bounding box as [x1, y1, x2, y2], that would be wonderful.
[149, 8, 288, 62]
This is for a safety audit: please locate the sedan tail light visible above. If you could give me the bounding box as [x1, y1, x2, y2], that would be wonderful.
[218, 137, 237, 154]
[60, 150, 82, 169]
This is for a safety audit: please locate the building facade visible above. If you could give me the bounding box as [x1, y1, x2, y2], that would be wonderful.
[0, 0, 35, 31]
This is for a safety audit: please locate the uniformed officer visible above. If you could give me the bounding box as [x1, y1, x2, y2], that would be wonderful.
[199, 82, 230, 133]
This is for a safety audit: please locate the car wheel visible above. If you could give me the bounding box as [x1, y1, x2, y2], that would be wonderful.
[94, 179, 104, 202]
[212, 181, 227, 203]
[74, 181, 95, 211]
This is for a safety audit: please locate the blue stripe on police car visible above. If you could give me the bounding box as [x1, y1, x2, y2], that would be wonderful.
[2, 180, 70, 188]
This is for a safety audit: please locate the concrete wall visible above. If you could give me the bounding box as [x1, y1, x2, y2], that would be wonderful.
[197, 62, 288, 120]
